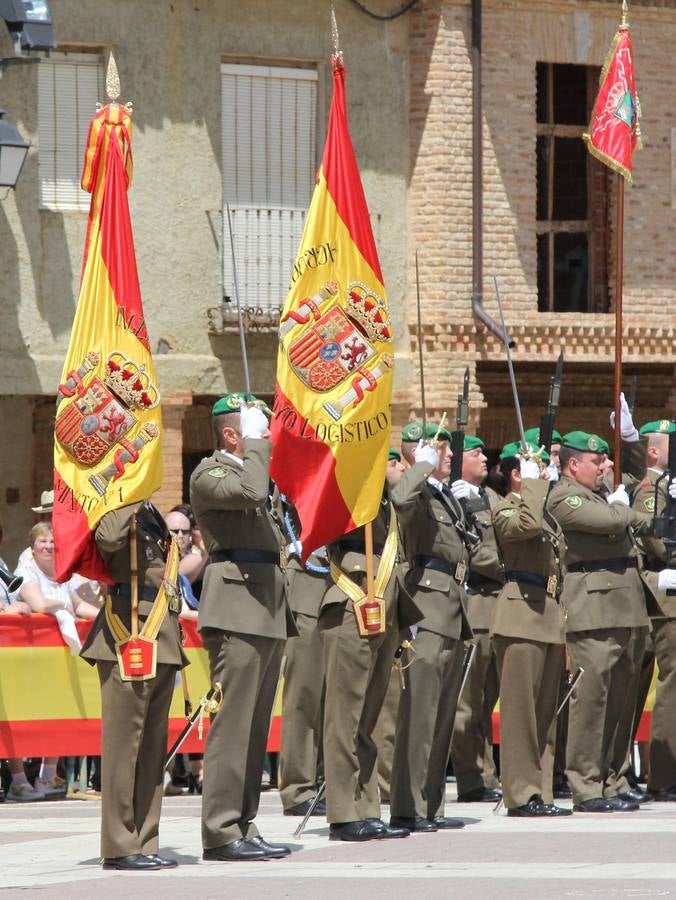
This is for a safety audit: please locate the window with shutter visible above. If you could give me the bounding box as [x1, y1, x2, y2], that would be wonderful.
[38, 51, 104, 211]
[221, 62, 318, 314]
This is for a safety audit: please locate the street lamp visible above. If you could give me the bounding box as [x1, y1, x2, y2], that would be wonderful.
[0, 109, 29, 188]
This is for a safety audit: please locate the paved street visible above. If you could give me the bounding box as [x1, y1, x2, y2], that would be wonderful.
[3, 785, 676, 899]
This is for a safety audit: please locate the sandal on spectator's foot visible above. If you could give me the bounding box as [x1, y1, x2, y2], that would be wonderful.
[6, 782, 45, 802]
[36, 776, 67, 799]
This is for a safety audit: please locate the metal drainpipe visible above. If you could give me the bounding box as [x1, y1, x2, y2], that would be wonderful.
[470, 0, 515, 348]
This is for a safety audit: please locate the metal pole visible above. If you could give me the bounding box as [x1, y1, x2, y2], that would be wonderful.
[225, 201, 252, 399]
[493, 276, 526, 448]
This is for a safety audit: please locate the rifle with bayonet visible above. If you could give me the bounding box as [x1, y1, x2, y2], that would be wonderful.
[450, 368, 469, 484]
[654, 426, 676, 592]
[539, 351, 563, 457]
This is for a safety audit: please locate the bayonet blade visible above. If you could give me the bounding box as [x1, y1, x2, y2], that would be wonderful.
[415, 250, 428, 436]
[493, 276, 526, 450]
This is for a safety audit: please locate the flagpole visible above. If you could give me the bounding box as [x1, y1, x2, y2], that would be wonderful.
[613, 175, 624, 489]
[364, 521, 375, 603]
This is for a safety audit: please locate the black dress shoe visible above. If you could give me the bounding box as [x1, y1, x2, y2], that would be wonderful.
[619, 788, 653, 804]
[647, 787, 676, 802]
[507, 796, 568, 817]
[101, 854, 163, 871]
[390, 815, 437, 832]
[552, 779, 573, 799]
[247, 836, 291, 858]
[366, 818, 410, 839]
[573, 798, 615, 813]
[606, 795, 639, 811]
[429, 816, 465, 829]
[202, 839, 268, 861]
[145, 854, 178, 868]
[329, 820, 382, 842]
[283, 798, 326, 817]
[457, 786, 502, 803]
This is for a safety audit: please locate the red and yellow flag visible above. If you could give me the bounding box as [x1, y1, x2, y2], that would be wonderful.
[53, 103, 162, 583]
[270, 56, 393, 558]
[584, 16, 641, 183]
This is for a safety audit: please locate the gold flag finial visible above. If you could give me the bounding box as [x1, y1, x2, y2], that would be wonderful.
[620, 0, 629, 28]
[106, 52, 121, 101]
[331, 3, 343, 64]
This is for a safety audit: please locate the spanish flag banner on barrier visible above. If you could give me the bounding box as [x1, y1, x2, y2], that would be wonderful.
[583, 13, 641, 183]
[53, 103, 162, 583]
[270, 55, 393, 558]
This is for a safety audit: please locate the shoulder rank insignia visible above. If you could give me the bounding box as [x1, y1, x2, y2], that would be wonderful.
[565, 496, 583, 509]
[644, 496, 656, 513]
[500, 508, 518, 518]
[208, 466, 227, 478]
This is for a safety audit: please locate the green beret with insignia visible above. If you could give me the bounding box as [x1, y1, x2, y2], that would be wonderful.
[639, 420, 676, 435]
[388, 448, 401, 462]
[524, 426, 563, 446]
[498, 441, 550, 463]
[561, 431, 609, 454]
[212, 393, 271, 417]
[401, 420, 452, 443]
[463, 435, 485, 452]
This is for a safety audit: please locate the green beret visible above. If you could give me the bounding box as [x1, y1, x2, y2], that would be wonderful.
[388, 448, 401, 462]
[561, 431, 609, 454]
[499, 441, 550, 463]
[463, 435, 485, 452]
[524, 426, 563, 446]
[639, 419, 676, 435]
[212, 393, 271, 416]
[401, 420, 452, 443]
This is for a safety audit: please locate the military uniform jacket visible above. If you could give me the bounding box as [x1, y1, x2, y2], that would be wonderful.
[80, 502, 187, 667]
[548, 474, 653, 632]
[391, 461, 472, 641]
[190, 439, 296, 640]
[465, 486, 505, 630]
[491, 479, 565, 644]
[322, 492, 422, 630]
[633, 468, 674, 618]
[282, 504, 329, 618]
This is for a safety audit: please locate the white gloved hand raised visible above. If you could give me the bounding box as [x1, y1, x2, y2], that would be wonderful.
[658, 569, 676, 591]
[450, 479, 480, 500]
[519, 457, 541, 480]
[545, 462, 559, 482]
[240, 402, 269, 439]
[605, 484, 630, 506]
[669, 476, 676, 500]
[609, 392, 639, 442]
[414, 440, 439, 468]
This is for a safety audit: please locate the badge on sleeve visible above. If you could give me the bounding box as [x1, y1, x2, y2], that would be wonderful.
[208, 466, 227, 478]
[500, 509, 518, 518]
[565, 496, 583, 509]
[644, 496, 656, 513]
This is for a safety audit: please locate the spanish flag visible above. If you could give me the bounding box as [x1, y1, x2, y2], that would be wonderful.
[584, 13, 641, 183]
[53, 102, 162, 583]
[270, 55, 393, 558]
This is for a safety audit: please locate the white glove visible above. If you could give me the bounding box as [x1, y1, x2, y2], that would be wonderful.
[609, 392, 639, 442]
[414, 440, 439, 468]
[450, 479, 480, 500]
[669, 476, 676, 500]
[545, 462, 559, 482]
[240, 403, 268, 439]
[605, 484, 630, 506]
[519, 457, 540, 480]
[658, 570, 676, 591]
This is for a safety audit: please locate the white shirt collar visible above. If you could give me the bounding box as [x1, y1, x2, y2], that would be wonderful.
[218, 449, 243, 467]
[427, 475, 446, 492]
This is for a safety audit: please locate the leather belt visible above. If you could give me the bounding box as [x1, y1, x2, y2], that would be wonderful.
[413, 555, 467, 584]
[567, 557, 637, 574]
[467, 573, 502, 591]
[506, 570, 559, 598]
[209, 549, 284, 567]
[112, 584, 159, 602]
[335, 540, 385, 555]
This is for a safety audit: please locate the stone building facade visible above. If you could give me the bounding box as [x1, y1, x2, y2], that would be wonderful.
[0, 0, 673, 562]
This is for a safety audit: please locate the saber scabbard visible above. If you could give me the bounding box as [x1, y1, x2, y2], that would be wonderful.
[165, 682, 222, 770]
[293, 781, 326, 839]
[556, 666, 584, 718]
[459, 641, 478, 698]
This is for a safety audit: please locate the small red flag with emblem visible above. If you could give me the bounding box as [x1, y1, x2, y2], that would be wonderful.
[584, 15, 641, 184]
[53, 97, 163, 583]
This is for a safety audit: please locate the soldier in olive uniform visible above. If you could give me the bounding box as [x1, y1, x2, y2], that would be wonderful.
[278, 500, 328, 817]
[320, 462, 418, 842]
[80, 500, 186, 871]
[633, 420, 676, 800]
[548, 431, 654, 813]
[490, 446, 569, 816]
[451, 434, 503, 803]
[190, 394, 297, 861]
[389, 421, 471, 833]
